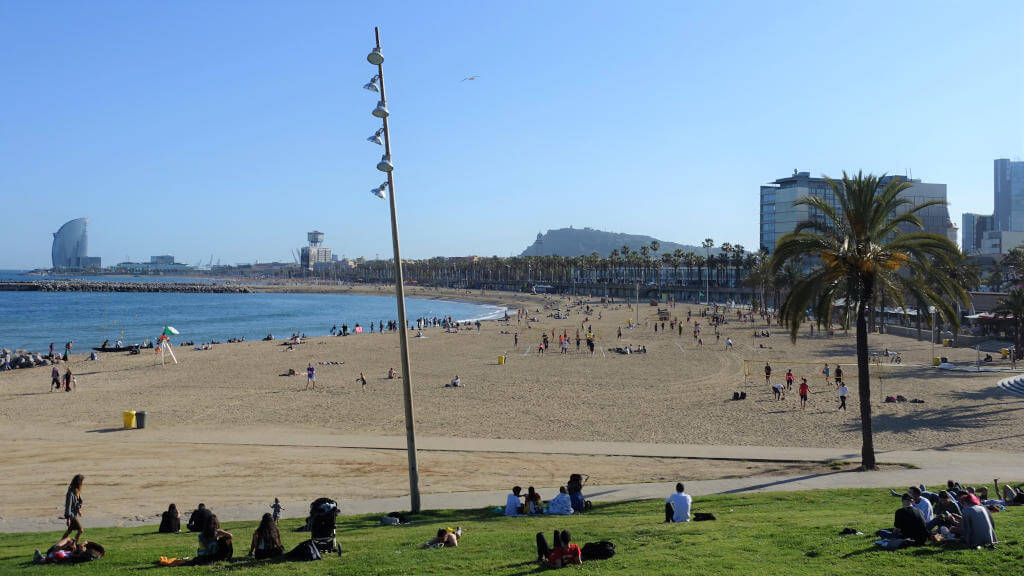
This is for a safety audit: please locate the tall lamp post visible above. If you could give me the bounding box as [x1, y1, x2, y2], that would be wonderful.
[363, 26, 421, 513]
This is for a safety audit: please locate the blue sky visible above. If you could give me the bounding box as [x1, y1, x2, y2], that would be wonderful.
[1, 0, 1022, 268]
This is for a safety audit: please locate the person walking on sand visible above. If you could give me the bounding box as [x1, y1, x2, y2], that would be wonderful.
[305, 363, 315, 390]
[51, 365, 61, 391]
[358, 372, 367, 391]
[61, 474, 85, 544]
[834, 364, 843, 387]
[63, 367, 74, 392]
[514, 333, 519, 349]
[822, 363, 830, 385]
[764, 362, 772, 386]
[785, 369, 794, 391]
[799, 378, 810, 409]
[837, 383, 848, 411]
[64, 341, 72, 361]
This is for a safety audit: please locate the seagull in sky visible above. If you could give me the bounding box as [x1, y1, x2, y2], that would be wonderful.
[461, 75, 479, 82]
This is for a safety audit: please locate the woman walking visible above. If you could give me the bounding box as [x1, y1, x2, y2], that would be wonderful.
[61, 474, 85, 543]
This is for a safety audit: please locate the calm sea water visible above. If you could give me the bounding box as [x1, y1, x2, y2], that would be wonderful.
[0, 272, 505, 352]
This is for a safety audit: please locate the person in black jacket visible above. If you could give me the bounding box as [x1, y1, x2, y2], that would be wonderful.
[893, 493, 929, 545]
[187, 503, 212, 533]
[159, 503, 181, 533]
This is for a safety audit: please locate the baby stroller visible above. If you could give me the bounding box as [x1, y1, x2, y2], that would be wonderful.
[308, 497, 342, 556]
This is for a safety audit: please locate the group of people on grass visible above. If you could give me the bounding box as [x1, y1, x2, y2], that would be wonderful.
[504, 475, 590, 516]
[878, 479, 1021, 548]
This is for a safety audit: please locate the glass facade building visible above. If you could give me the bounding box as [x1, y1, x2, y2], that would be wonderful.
[759, 172, 954, 254]
[51, 218, 90, 269]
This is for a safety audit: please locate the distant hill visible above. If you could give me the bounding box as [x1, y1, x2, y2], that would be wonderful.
[519, 227, 721, 258]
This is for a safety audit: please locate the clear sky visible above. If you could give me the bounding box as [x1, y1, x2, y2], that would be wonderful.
[2, 0, 1022, 268]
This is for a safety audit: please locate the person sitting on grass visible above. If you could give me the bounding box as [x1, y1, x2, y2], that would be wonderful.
[186, 503, 211, 533]
[424, 526, 462, 548]
[536, 530, 582, 568]
[159, 503, 181, 533]
[878, 494, 929, 546]
[908, 486, 934, 522]
[159, 513, 233, 566]
[927, 491, 961, 531]
[504, 486, 524, 516]
[547, 487, 574, 515]
[249, 513, 285, 560]
[665, 482, 692, 523]
[524, 486, 544, 515]
[951, 493, 998, 547]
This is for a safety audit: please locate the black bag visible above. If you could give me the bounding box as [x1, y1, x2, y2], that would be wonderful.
[285, 539, 323, 562]
[694, 512, 716, 521]
[581, 541, 615, 561]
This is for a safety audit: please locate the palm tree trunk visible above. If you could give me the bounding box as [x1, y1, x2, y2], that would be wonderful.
[856, 287, 877, 469]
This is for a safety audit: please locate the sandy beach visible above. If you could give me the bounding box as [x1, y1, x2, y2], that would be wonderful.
[1, 287, 1021, 530]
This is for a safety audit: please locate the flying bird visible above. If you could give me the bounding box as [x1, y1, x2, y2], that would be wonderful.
[461, 75, 479, 82]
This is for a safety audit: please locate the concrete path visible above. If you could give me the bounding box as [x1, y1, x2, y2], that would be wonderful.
[6, 431, 1022, 533]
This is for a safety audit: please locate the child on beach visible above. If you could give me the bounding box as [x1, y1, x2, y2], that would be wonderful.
[305, 364, 315, 390]
[271, 498, 284, 523]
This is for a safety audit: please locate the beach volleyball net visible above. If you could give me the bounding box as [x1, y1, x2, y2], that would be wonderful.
[741, 358, 907, 388]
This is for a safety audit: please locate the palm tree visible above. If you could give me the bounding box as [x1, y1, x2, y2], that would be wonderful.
[770, 171, 965, 469]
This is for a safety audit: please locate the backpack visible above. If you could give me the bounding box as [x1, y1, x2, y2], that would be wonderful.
[286, 539, 322, 561]
[581, 541, 615, 561]
[694, 512, 716, 521]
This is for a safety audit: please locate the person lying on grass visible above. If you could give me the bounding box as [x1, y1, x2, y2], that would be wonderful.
[33, 537, 104, 564]
[424, 526, 462, 548]
[536, 530, 582, 568]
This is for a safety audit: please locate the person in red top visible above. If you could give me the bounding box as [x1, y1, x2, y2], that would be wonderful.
[536, 530, 582, 568]
[798, 378, 810, 409]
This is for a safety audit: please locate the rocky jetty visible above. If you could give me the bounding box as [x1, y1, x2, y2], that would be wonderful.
[0, 281, 253, 294]
[1, 349, 56, 370]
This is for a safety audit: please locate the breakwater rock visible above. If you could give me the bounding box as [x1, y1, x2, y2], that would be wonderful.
[1, 349, 55, 370]
[0, 281, 253, 294]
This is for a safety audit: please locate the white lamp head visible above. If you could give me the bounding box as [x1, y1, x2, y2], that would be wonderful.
[372, 101, 389, 118]
[367, 47, 384, 66]
[367, 128, 384, 145]
[363, 75, 380, 92]
[377, 154, 394, 173]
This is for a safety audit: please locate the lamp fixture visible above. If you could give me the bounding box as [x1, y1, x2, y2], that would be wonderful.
[372, 101, 389, 118]
[363, 75, 380, 92]
[376, 154, 394, 173]
[367, 47, 384, 66]
[372, 182, 388, 199]
[367, 128, 384, 145]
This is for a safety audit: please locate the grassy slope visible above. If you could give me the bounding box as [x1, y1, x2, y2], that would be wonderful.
[2, 489, 1022, 576]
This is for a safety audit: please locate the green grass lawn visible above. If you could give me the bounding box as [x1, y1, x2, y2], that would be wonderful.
[2, 488, 1021, 575]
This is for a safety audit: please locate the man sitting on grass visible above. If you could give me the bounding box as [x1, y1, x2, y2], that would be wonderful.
[892, 493, 929, 546]
[547, 486, 575, 515]
[504, 486, 523, 516]
[665, 482, 692, 523]
[908, 486, 934, 522]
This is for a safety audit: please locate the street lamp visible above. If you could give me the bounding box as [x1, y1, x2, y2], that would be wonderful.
[363, 26, 421, 513]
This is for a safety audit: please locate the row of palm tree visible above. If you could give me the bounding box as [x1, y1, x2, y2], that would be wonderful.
[337, 243, 760, 290]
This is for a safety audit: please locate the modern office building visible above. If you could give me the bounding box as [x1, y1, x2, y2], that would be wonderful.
[759, 171, 955, 254]
[51, 218, 99, 269]
[963, 213, 996, 256]
[959, 159, 1024, 256]
[151, 255, 175, 265]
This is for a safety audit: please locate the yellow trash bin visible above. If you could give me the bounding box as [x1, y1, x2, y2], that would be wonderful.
[497, 355, 505, 365]
[932, 357, 940, 366]
[123, 410, 136, 429]
[1002, 348, 1009, 359]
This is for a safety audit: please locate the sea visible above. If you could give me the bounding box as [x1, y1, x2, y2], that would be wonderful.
[0, 271, 507, 352]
